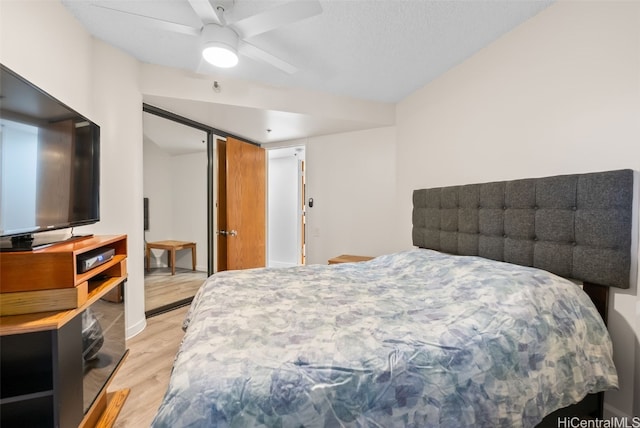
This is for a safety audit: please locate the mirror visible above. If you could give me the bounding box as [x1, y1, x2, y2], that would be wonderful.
[142, 111, 209, 316]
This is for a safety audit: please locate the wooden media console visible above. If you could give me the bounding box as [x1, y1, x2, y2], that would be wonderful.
[0, 235, 129, 427]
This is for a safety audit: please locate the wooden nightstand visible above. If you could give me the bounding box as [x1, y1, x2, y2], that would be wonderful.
[328, 254, 374, 265]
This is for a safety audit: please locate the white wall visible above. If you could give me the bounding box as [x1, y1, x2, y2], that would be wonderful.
[0, 0, 146, 338]
[143, 139, 208, 271]
[302, 126, 399, 265]
[268, 153, 300, 267]
[395, 1, 640, 418]
[89, 40, 145, 337]
[171, 151, 208, 271]
[143, 137, 173, 245]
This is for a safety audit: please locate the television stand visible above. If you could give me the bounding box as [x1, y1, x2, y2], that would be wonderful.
[0, 235, 129, 427]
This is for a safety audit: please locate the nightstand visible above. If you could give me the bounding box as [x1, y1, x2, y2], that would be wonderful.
[328, 254, 374, 264]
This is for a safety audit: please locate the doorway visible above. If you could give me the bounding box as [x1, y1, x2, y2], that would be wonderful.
[267, 146, 306, 267]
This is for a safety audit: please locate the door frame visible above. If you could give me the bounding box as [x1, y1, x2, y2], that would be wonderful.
[142, 104, 261, 314]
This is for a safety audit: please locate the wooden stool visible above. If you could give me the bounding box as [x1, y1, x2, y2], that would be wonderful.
[146, 240, 196, 275]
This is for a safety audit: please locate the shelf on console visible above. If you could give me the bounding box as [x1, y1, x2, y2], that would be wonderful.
[0, 274, 127, 336]
[0, 235, 127, 293]
[0, 388, 54, 405]
[0, 235, 127, 317]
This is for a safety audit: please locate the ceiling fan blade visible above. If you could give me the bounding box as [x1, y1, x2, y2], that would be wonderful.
[239, 42, 298, 74]
[233, 0, 322, 39]
[92, 4, 199, 37]
[187, 0, 223, 25]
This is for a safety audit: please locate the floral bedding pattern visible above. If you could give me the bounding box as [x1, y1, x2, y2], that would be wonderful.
[152, 249, 618, 428]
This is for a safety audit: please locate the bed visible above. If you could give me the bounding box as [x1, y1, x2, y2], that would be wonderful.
[152, 169, 633, 427]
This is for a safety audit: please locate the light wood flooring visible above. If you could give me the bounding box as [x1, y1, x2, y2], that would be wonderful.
[109, 305, 189, 427]
[144, 267, 207, 313]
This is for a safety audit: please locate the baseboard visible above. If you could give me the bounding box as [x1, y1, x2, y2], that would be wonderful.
[603, 402, 633, 419]
[126, 317, 147, 340]
[268, 261, 297, 268]
[148, 261, 205, 272]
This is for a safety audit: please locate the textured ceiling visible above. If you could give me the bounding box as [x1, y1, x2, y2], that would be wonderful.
[62, 0, 554, 104]
[60, 0, 554, 149]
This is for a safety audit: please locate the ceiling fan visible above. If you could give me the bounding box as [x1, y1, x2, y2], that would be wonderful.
[92, 0, 322, 74]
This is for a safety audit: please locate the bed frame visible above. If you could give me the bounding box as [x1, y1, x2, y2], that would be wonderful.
[412, 168, 634, 420]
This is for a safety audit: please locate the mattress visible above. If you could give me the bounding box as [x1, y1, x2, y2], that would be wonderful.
[152, 249, 618, 427]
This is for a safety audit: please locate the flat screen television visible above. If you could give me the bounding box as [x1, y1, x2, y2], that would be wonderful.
[0, 64, 100, 250]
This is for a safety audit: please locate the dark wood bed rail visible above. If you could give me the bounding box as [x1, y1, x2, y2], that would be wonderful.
[582, 282, 610, 327]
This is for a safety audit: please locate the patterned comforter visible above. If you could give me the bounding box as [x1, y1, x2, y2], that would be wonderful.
[152, 249, 618, 427]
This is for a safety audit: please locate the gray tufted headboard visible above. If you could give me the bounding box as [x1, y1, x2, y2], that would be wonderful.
[412, 169, 634, 289]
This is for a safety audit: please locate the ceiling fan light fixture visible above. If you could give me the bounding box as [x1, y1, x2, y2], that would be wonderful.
[203, 44, 238, 68]
[201, 24, 239, 68]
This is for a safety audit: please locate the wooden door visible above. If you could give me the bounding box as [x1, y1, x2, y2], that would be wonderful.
[216, 137, 266, 271]
[216, 139, 228, 272]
